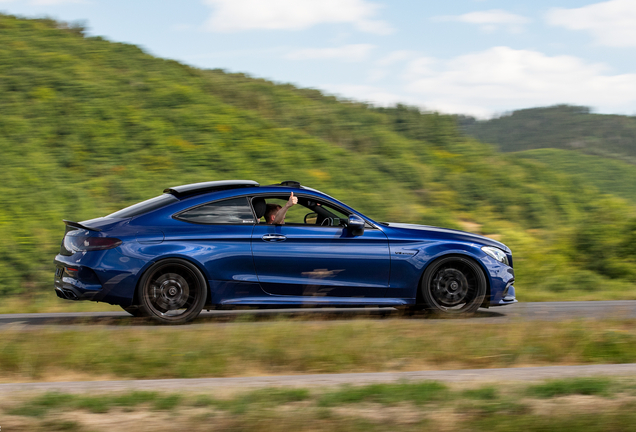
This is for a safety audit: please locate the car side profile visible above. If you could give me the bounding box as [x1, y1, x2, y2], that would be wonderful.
[54, 180, 516, 323]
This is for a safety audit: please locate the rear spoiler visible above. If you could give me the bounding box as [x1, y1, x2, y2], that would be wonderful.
[63, 220, 102, 232]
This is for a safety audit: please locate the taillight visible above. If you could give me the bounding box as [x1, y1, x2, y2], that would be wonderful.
[64, 267, 79, 277]
[64, 235, 122, 252]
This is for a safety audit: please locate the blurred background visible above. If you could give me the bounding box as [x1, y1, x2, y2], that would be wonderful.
[0, 0, 635, 306]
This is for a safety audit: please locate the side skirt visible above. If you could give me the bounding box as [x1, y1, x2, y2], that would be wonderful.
[220, 296, 414, 307]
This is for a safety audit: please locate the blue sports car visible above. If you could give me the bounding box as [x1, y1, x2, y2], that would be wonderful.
[54, 180, 516, 323]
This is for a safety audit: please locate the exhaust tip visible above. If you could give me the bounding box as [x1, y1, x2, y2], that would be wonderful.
[64, 290, 79, 300]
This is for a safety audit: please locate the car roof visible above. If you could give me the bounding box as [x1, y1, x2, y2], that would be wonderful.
[161, 181, 349, 215]
[163, 180, 259, 198]
[163, 180, 329, 199]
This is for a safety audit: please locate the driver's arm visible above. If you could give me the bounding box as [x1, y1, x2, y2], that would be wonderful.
[273, 192, 298, 225]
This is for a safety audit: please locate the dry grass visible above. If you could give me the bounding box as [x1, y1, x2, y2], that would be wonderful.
[3, 378, 636, 432]
[0, 291, 121, 314]
[1, 319, 636, 382]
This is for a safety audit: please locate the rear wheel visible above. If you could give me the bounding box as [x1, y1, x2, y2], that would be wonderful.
[138, 259, 207, 324]
[421, 256, 486, 315]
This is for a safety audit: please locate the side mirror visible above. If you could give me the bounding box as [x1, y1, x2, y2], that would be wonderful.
[304, 212, 317, 224]
[347, 215, 365, 236]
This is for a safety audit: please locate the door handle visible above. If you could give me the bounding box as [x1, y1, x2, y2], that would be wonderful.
[262, 234, 287, 242]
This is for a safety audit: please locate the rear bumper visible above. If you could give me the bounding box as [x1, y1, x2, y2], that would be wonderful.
[54, 251, 146, 307]
[54, 285, 100, 301]
[54, 264, 103, 301]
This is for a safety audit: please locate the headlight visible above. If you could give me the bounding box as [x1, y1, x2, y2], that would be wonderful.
[482, 246, 509, 266]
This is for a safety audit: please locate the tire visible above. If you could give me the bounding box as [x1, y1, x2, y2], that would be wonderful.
[421, 256, 486, 315]
[137, 259, 207, 324]
[120, 305, 146, 317]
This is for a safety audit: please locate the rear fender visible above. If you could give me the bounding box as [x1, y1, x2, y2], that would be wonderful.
[131, 255, 211, 306]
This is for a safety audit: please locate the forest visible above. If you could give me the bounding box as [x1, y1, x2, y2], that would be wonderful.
[461, 104, 636, 162]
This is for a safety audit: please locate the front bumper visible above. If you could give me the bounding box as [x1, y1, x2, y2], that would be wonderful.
[485, 258, 517, 306]
[494, 282, 517, 306]
[497, 285, 517, 306]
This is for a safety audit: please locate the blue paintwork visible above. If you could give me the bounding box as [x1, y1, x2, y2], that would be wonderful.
[54, 183, 516, 309]
[252, 224, 390, 298]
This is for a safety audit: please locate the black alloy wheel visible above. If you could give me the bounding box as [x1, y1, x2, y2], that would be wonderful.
[421, 256, 486, 314]
[138, 259, 207, 324]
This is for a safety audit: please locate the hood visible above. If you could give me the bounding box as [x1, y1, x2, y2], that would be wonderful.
[384, 222, 510, 253]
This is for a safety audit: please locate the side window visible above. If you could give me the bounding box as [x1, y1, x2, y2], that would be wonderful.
[307, 202, 349, 227]
[176, 197, 255, 225]
[258, 195, 352, 227]
[259, 197, 308, 224]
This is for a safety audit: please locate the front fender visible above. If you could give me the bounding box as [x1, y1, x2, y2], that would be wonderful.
[388, 241, 494, 299]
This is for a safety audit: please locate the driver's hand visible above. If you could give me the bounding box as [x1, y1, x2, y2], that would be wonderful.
[286, 192, 298, 208]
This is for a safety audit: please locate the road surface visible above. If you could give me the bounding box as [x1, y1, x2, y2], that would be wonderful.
[1, 301, 635, 329]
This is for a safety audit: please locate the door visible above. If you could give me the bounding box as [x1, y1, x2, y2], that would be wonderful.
[250, 195, 390, 298]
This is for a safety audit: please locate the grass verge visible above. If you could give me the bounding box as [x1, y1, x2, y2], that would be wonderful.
[1, 319, 636, 381]
[3, 378, 636, 431]
[0, 291, 121, 314]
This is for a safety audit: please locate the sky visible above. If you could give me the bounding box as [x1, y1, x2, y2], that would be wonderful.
[1, 0, 636, 118]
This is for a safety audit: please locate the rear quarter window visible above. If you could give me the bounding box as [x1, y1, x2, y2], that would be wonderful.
[175, 197, 255, 224]
[107, 194, 179, 219]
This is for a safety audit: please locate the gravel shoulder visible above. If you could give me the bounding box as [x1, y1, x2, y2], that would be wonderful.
[3, 364, 636, 394]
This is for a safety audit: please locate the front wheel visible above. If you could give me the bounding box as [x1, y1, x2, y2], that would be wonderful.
[137, 259, 207, 324]
[421, 256, 486, 315]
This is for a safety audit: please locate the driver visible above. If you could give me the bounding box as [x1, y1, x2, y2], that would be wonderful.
[265, 192, 297, 225]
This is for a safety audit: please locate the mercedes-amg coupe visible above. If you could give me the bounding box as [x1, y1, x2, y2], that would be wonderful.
[54, 180, 516, 323]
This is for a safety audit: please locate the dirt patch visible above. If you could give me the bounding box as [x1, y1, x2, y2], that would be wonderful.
[330, 402, 423, 424]
[64, 409, 180, 432]
[529, 394, 636, 417]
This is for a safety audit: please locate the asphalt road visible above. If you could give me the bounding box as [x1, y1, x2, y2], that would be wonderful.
[1, 300, 636, 328]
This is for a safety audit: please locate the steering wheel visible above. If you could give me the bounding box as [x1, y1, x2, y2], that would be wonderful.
[321, 217, 333, 226]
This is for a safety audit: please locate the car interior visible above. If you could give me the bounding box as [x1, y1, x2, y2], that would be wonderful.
[251, 195, 349, 227]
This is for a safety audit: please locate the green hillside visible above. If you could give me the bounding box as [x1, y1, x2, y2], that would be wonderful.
[460, 105, 636, 162]
[513, 149, 636, 203]
[1, 14, 636, 301]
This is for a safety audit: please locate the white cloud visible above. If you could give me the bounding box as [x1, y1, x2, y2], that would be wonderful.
[317, 46, 636, 118]
[546, 0, 636, 47]
[285, 44, 374, 62]
[202, 0, 393, 34]
[401, 46, 636, 117]
[434, 9, 530, 33]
